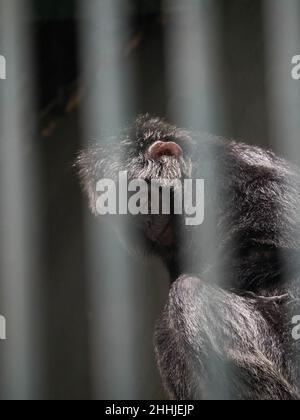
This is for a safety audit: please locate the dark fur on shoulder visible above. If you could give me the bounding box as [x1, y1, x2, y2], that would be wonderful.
[77, 115, 300, 400]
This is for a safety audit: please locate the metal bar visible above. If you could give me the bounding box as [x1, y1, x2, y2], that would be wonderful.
[264, 0, 300, 160]
[79, 0, 139, 399]
[164, 0, 230, 399]
[0, 0, 44, 400]
[263, 0, 300, 390]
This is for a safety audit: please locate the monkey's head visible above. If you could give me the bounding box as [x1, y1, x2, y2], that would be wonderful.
[77, 115, 200, 271]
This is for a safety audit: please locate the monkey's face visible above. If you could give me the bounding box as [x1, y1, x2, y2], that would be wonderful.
[121, 116, 196, 250]
[78, 115, 195, 252]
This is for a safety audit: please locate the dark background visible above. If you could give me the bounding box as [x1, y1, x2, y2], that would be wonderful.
[32, 0, 273, 399]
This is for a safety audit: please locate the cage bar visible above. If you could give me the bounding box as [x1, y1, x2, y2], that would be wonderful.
[0, 0, 44, 400]
[79, 0, 140, 399]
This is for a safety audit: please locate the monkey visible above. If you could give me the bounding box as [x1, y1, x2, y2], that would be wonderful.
[77, 114, 300, 400]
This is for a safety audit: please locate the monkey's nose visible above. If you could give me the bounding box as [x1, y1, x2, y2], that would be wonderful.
[148, 141, 183, 159]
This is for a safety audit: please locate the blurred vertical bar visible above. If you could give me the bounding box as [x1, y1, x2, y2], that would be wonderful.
[79, 0, 138, 399]
[264, 0, 300, 160]
[165, 0, 224, 131]
[0, 0, 43, 399]
[264, 0, 300, 390]
[164, 0, 229, 399]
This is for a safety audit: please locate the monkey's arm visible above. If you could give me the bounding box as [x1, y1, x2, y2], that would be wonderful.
[154, 276, 299, 400]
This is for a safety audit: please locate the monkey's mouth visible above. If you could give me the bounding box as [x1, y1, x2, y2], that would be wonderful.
[145, 215, 174, 247]
[140, 182, 178, 247]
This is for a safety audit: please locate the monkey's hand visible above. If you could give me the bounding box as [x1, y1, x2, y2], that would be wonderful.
[154, 275, 299, 400]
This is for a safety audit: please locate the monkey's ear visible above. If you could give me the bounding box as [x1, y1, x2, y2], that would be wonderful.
[75, 148, 103, 215]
